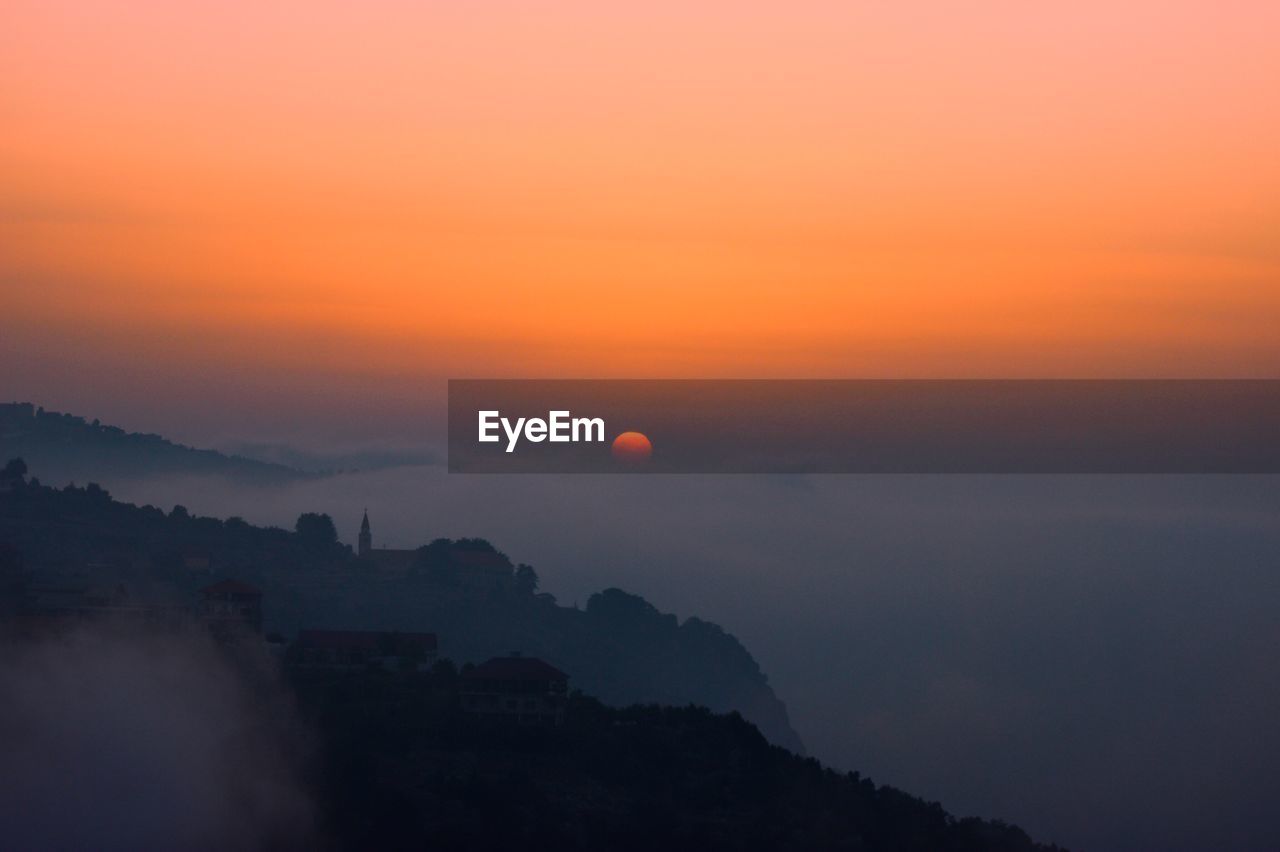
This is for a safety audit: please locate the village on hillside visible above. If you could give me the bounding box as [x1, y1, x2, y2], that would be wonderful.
[1, 457, 569, 726]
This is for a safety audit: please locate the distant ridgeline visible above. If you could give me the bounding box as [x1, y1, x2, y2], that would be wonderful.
[0, 403, 307, 484]
[0, 461, 803, 753]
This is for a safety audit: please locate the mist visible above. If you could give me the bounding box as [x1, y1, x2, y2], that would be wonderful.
[0, 625, 315, 851]
[98, 468, 1280, 851]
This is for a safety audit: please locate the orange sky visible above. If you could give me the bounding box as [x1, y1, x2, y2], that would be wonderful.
[2, 1, 1278, 432]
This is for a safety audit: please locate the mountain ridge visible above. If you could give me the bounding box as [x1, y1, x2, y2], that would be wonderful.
[0, 460, 803, 751]
[0, 402, 309, 484]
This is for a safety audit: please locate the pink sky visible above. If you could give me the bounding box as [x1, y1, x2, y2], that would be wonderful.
[2, 1, 1278, 440]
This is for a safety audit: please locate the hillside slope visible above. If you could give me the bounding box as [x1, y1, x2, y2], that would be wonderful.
[0, 465, 801, 750]
[294, 667, 1064, 851]
[0, 403, 306, 484]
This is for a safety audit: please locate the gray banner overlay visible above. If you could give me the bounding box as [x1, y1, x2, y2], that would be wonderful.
[448, 380, 1280, 473]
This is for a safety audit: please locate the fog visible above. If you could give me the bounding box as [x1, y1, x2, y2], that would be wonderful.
[103, 468, 1280, 851]
[0, 625, 315, 851]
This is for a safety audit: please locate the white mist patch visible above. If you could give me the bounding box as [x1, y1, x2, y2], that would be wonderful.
[0, 626, 315, 850]
[478, 410, 605, 453]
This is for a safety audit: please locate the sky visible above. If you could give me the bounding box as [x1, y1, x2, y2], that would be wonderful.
[3, 1, 1280, 445]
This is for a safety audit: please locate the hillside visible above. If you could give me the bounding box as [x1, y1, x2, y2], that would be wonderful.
[0, 461, 1068, 849]
[0, 462, 800, 751]
[293, 666, 1063, 851]
[0, 402, 307, 484]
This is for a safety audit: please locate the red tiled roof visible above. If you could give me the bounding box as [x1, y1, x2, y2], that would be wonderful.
[297, 629, 437, 651]
[200, 579, 261, 597]
[464, 656, 568, 682]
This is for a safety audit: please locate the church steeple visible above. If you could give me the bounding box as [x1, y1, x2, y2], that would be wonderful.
[358, 509, 372, 557]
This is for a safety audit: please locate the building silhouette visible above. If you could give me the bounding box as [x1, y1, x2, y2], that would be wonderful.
[461, 654, 569, 725]
[355, 510, 417, 572]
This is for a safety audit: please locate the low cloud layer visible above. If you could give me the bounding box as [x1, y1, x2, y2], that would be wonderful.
[0, 626, 314, 851]
[100, 468, 1280, 851]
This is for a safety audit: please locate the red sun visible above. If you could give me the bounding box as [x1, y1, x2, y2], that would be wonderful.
[611, 431, 653, 464]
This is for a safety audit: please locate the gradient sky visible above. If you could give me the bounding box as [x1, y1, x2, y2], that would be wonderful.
[3, 1, 1278, 439]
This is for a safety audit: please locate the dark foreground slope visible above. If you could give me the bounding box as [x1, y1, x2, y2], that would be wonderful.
[295, 666, 1063, 852]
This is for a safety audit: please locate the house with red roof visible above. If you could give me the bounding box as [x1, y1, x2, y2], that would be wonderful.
[461, 653, 569, 725]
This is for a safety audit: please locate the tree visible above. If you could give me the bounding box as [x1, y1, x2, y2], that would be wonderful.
[453, 537, 496, 552]
[2, 458, 27, 480]
[413, 538, 457, 583]
[295, 512, 338, 547]
[514, 563, 539, 595]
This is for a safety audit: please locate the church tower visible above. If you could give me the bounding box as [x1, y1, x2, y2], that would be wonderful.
[358, 509, 372, 557]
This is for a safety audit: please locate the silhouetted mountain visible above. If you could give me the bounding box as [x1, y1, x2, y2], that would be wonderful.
[0, 403, 308, 484]
[299, 576, 806, 754]
[294, 665, 1064, 851]
[0, 462, 800, 750]
[222, 440, 439, 475]
[0, 462, 1067, 848]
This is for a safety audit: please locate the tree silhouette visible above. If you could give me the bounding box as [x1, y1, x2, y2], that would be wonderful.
[296, 512, 338, 547]
[515, 563, 539, 595]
